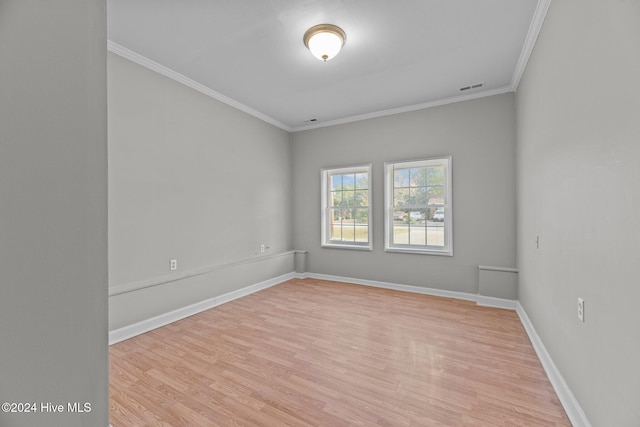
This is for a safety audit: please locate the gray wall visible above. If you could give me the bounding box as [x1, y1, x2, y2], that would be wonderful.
[108, 53, 293, 329]
[292, 94, 517, 294]
[0, 1, 108, 426]
[516, 0, 640, 425]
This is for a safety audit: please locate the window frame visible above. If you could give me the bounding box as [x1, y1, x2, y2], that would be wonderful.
[384, 156, 453, 256]
[321, 164, 373, 251]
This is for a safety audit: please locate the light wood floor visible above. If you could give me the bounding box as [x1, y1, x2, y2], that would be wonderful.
[109, 278, 571, 426]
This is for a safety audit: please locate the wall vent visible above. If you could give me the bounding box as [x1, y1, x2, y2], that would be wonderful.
[460, 82, 484, 91]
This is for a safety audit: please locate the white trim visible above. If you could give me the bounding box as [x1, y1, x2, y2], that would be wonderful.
[511, 0, 552, 89]
[384, 247, 453, 256]
[383, 156, 453, 256]
[320, 244, 373, 251]
[303, 272, 477, 302]
[109, 272, 296, 345]
[305, 273, 518, 311]
[476, 295, 518, 310]
[106, 41, 292, 132]
[516, 302, 592, 427]
[320, 164, 373, 251]
[109, 250, 296, 296]
[292, 86, 513, 132]
[478, 265, 518, 273]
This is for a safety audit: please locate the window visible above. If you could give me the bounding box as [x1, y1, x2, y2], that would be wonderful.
[321, 164, 372, 250]
[384, 156, 452, 255]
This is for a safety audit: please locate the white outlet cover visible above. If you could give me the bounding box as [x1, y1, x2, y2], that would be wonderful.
[577, 297, 584, 322]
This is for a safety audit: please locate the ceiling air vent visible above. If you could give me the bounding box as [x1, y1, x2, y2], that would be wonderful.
[460, 82, 484, 91]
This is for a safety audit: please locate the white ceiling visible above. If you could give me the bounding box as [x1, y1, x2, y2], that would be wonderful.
[107, 0, 548, 132]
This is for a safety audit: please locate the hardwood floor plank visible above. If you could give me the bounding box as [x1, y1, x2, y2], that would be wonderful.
[110, 278, 571, 426]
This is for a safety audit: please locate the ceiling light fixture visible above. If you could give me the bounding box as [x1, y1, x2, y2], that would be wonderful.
[303, 24, 346, 62]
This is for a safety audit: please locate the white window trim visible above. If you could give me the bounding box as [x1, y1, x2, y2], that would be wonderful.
[321, 164, 373, 251]
[384, 156, 453, 256]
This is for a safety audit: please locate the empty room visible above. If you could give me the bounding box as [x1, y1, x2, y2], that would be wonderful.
[1, 0, 639, 426]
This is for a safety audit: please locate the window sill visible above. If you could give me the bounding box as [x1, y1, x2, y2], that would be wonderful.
[321, 243, 373, 251]
[384, 247, 452, 256]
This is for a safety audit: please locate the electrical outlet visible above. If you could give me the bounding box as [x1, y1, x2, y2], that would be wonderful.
[170, 259, 177, 271]
[577, 297, 584, 322]
[260, 244, 265, 253]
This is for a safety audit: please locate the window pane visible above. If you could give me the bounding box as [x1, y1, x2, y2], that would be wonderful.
[408, 223, 426, 245]
[354, 208, 368, 242]
[354, 225, 368, 242]
[406, 209, 426, 246]
[410, 187, 428, 205]
[330, 228, 344, 241]
[394, 188, 409, 206]
[407, 209, 426, 224]
[393, 223, 409, 244]
[329, 208, 368, 243]
[330, 208, 349, 241]
[329, 208, 343, 240]
[393, 210, 406, 222]
[331, 175, 343, 190]
[331, 208, 344, 221]
[426, 223, 445, 247]
[394, 168, 409, 187]
[430, 207, 445, 222]
[409, 167, 426, 187]
[427, 166, 445, 186]
[394, 223, 430, 246]
[354, 206, 368, 220]
[342, 190, 353, 206]
[353, 190, 368, 207]
[355, 173, 368, 189]
[337, 190, 350, 206]
[343, 174, 355, 188]
[427, 185, 444, 202]
[330, 191, 343, 207]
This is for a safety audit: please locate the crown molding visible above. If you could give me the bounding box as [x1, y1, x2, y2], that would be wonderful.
[106, 41, 292, 132]
[511, 0, 552, 89]
[290, 85, 515, 132]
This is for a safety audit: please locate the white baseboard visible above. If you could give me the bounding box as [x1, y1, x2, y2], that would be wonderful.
[109, 272, 297, 345]
[301, 272, 519, 311]
[516, 302, 592, 427]
[301, 272, 478, 302]
[476, 295, 518, 310]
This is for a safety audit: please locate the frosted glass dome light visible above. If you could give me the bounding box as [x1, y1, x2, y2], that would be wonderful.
[303, 24, 346, 62]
